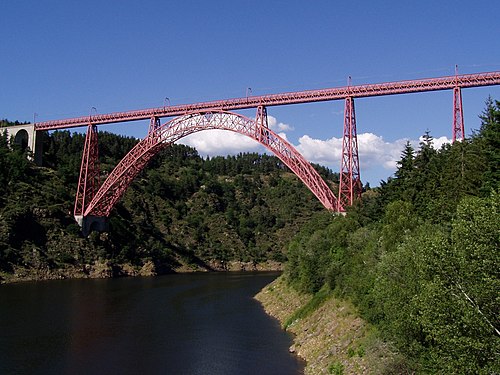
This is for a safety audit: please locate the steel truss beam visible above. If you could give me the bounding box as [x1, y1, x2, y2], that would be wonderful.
[81, 111, 337, 219]
[36, 71, 500, 131]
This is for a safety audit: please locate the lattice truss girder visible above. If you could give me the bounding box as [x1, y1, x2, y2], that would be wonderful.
[85, 111, 338, 217]
[36, 72, 500, 131]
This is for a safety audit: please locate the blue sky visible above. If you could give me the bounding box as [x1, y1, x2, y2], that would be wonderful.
[2, 0, 500, 184]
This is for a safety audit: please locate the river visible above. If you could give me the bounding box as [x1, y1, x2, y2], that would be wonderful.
[0, 272, 304, 375]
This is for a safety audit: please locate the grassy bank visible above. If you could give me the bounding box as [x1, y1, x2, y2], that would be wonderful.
[255, 276, 405, 375]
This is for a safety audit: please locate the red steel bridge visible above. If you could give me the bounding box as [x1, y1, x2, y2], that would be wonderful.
[30, 71, 500, 234]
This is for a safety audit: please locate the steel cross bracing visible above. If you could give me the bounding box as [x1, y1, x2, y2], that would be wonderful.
[83, 111, 337, 218]
[35, 71, 500, 131]
[453, 86, 465, 142]
[338, 97, 362, 211]
[74, 123, 99, 217]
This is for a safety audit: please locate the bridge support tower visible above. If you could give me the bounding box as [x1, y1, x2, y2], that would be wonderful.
[338, 96, 362, 212]
[452, 65, 465, 142]
[255, 105, 269, 142]
[74, 123, 106, 235]
[452, 86, 464, 142]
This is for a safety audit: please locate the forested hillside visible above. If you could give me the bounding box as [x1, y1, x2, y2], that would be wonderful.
[0, 127, 335, 280]
[285, 98, 499, 374]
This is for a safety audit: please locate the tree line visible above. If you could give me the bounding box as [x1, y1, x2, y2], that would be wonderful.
[0, 119, 30, 127]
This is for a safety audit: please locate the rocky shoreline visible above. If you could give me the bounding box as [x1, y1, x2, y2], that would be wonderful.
[0, 259, 284, 285]
[255, 276, 402, 375]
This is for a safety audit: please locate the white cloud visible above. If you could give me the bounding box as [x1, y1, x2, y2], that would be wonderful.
[268, 115, 294, 132]
[293, 133, 454, 184]
[173, 113, 452, 184]
[175, 114, 292, 157]
[177, 129, 260, 156]
[176, 122, 412, 183]
[418, 135, 451, 150]
[295, 135, 343, 164]
[357, 133, 409, 170]
[295, 132, 411, 172]
[277, 132, 289, 141]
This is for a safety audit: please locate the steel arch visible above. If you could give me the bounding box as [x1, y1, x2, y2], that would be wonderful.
[84, 111, 337, 217]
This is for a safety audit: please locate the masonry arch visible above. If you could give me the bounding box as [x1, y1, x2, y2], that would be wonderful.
[13, 129, 29, 150]
[3, 124, 42, 165]
[83, 111, 338, 218]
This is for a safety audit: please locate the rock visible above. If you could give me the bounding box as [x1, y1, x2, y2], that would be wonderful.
[89, 260, 113, 278]
[120, 263, 137, 277]
[139, 260, 156, 277]
[83, 264, 92, 275]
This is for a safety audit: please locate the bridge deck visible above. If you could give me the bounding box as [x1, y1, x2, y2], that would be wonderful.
[35, 71, 500, 131]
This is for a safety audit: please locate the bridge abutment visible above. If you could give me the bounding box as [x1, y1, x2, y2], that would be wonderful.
[75, 215, 109, 237]
[2, 124, 43, 165]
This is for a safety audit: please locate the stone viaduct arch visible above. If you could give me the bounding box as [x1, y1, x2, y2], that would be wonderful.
[77, 111, 337, 234]
[2, 123, 43, 164]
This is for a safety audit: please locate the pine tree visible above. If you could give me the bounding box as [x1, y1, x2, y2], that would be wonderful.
[412, 131, 439, 217]
[0, 130, 10, 190]
[477, 97, 500, 192]
[394, 141, 416, 201]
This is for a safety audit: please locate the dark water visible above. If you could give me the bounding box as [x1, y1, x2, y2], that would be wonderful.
[0, 272, 304, 375]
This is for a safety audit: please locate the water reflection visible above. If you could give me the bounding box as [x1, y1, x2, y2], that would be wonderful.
[0, 273, 304, 375]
